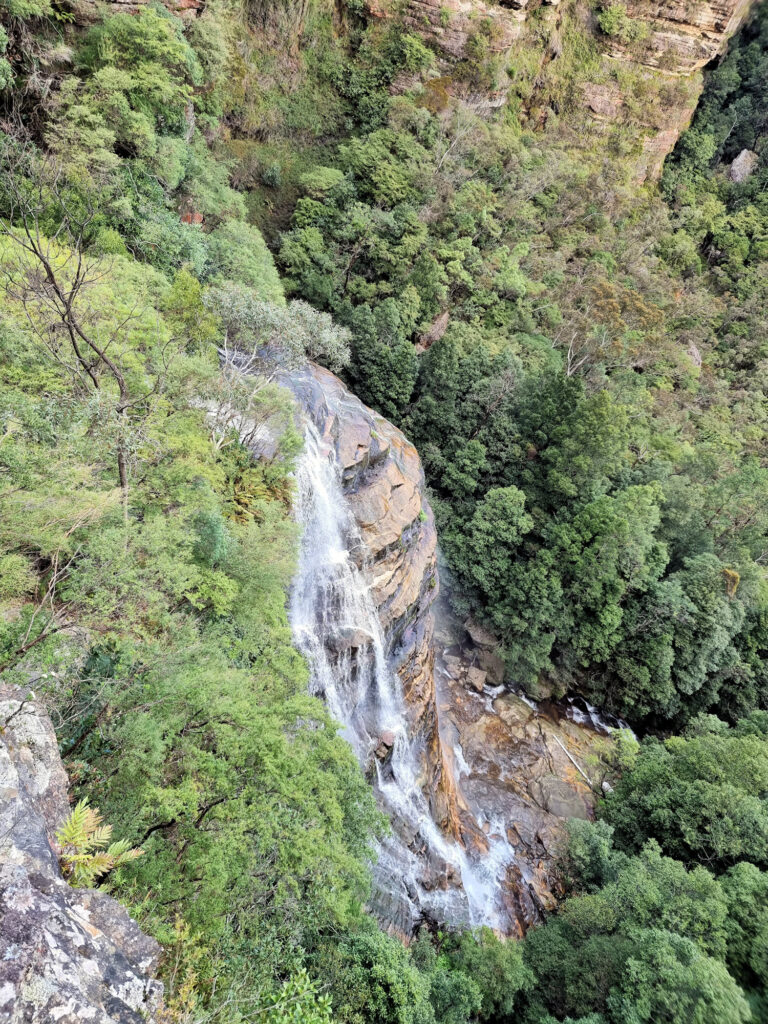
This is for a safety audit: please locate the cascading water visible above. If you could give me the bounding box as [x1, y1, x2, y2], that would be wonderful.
[290, 423, 515, 935]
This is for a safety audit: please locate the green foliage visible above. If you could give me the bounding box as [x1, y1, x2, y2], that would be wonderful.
[56, 799, 143, 887]
[606, 928, 751, 1023]
[521, 821, 756, 1022]
[205, 283, 351, 371]
[264, 969, 334, 1024]
[321, 927, 435, 1024]
[596, 4, 648, 45]
[6, 1, 768, 1021]
[0, 224, 378, 1018]
[207, 219, 286, 302]
[601, 714, 768, 871]
[664, 2, 768, 287]
[441, 927, 534, 1020]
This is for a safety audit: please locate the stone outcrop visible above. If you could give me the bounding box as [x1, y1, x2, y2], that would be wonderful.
[0, 683, 163, 1023]
[436, 623, 606, 935]
[730, 147, 759, 182]
[283, 364, 464, 837]
[367, 0, 531, 72]
[366, 0, 757, 177]
[72, 0, 201, 23]
[614, 0, 753, 72]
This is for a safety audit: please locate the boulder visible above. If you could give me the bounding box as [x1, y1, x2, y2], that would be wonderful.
[529, 775, 591, 819]
[730, 148, 759, 183]
[466, 667, 487, 693]
[375, 730, 397, 759]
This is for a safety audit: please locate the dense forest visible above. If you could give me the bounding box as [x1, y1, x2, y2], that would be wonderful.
[1, 0, 767, 1019]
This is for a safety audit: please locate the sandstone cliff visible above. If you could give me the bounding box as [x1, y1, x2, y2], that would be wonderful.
[284, 364, 604, 937]
[0, 684, 162, 1023]
[368, 0, 756, 177]
[283, 363, 466, 839]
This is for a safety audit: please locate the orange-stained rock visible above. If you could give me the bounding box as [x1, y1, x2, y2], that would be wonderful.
[284, 363, 464, 843]
[435, 658, 603, 934]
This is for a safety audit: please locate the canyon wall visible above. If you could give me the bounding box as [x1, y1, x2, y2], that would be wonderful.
[285, 364, 604, 938]
[368, 0, 757, 177]
[0, 684, 163, 1023]
[283, 363, 464, 837]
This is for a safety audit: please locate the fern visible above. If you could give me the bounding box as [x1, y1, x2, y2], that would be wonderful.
[56, 799, 143, 887]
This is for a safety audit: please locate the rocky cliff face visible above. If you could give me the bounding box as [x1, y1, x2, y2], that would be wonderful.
[0, 683, 163, 1023]
[368, 0, 756, 177]
[436, 646, 605, 934]
[285, 364, 604, 937]
[283, 364, 464, 836]
[71, 0, 201, 23]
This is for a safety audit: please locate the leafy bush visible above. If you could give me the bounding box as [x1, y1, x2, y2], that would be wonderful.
[207, 219, 285, 302]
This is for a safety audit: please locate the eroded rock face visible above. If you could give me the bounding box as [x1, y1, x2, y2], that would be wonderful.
[368, 0, 529, 69]
[366, 0, 756, 177]
[616, 0, 753, 72]
[437, 659, 602, 934]
[0, 684, 163, 1023]
[71, 0, 201, 23]
[284, 365, 608, 938]
[283, 364, 465, 833]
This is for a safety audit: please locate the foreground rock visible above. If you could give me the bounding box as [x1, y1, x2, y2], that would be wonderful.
[0, 683, 162, 1023]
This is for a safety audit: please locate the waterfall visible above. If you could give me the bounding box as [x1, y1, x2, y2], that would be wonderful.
[290, 424, 515, 935]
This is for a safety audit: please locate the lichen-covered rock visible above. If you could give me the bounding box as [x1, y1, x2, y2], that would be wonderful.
[71, 0, 201, 24]
[0, 684, 163, 1023]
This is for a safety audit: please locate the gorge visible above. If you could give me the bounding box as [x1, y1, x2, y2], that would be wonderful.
[2, 0, 768, 1015]
[282, 363, 605, 939]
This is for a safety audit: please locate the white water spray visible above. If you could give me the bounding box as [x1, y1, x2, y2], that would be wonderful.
[290, 424, 515, 934]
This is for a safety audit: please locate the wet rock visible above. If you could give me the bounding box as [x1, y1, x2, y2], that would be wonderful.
[464, 619, 497, 649]
[442, 654, 463, 678]
[524, 675, 558, 701]
[435, 656, 603, 935]
[282, 364, 466, 855]
[325, 627, 373, 652]
[463, 619, 505, 683]
[0, 684, 163, 1022]
[466, 667, 487, 693]
[375, 730, 397, 759]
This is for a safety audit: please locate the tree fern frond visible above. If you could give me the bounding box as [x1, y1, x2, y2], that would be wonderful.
[56, 798, 144, 888]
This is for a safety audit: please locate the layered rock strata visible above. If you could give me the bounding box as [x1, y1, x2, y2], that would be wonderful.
[283, 364, 464, 836]
[436, 657, 602, 934]
[284, 364, 606, 937]
[0, 683, 163, 1023]
[367, 0, 757, 176]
